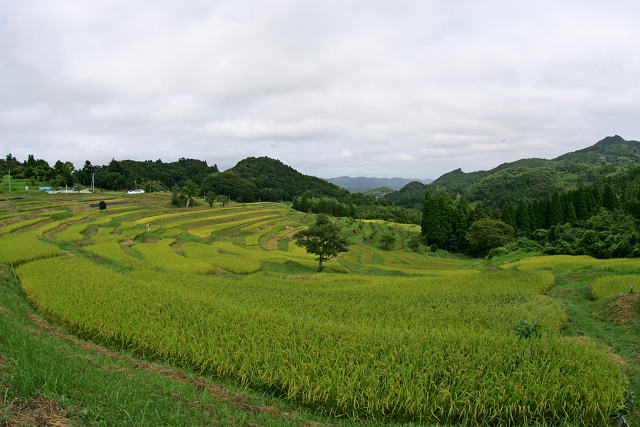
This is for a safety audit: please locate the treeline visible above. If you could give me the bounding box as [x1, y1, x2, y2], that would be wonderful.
[76, 158, 218, 192]
[1, 153, 218, 192]
[1, 154, 76, 186]
[420, 192, 495, 255]
[421, 168, 640, 258]
[293, 193, 422, 225]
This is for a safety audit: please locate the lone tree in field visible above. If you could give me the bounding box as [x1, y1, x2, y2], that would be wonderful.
[293, 215, 349, 272]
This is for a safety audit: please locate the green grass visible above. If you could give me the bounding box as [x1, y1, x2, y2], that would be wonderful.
[2, 194, 638, 425]
[181, 242, 262, 274]
[134, 239, 214, 273]
[590, 274, 640, 300]
[549, 272, 639, 425]
[0, 217, 48, 234]
[188, 214, 282, 238]
[0, 265, 335, 426]
[0, 231, 61, 264]
[17, 256, 626, 425]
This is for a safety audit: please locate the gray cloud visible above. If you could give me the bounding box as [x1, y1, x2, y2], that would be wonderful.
[1, 0, 639, 179]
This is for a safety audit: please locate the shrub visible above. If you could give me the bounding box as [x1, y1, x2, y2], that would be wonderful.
[98, 201, 107, 210]
[514, 319, 543, 339]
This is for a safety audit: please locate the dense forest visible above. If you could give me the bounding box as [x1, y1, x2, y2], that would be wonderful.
[202, 156, 347, 202]
[422, 167, 640, 258]
[0, 154, 218, 192]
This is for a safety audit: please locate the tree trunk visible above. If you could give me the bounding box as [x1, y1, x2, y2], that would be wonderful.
[317, 257, 324, 272]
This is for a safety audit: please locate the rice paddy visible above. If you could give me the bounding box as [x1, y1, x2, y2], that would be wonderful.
[0, 192, 634, 425]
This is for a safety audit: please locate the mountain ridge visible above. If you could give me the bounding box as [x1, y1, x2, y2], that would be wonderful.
[327, 176, 432, 193]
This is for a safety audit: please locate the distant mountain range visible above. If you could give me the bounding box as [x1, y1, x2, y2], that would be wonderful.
[326, 176, 433, 193]
[386, 135, 640, 209]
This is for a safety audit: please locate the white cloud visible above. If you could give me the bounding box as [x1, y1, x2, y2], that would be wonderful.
[1, 0, 639, 179]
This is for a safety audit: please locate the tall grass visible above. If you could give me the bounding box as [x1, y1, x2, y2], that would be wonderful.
[17, 257, 625, 425]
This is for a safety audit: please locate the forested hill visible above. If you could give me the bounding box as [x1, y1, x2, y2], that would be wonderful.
[202, 156, 348, 202]
[0, 155, 219, 191]
[91, 158, 218, 191]
[386, 135, 640, 208]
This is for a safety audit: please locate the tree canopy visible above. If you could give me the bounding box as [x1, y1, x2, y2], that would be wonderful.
[293, 215, 349, 272]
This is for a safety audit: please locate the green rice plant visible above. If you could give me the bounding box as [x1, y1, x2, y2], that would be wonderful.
[0, 212, 26, 221]
[0, 217, 48, 234]
[590, 274, 640, 300]
[92, 227, 124, 243]
[240, 216, 285, 231]
[121, 208, 224, 229]
[83, 242, 150, 270]
[88, 208, 143, 225]
[245, 221, 293, 246]
[188, 214, 281, 238]
[17, 205, 52, 212]
[502, 255, 640, 273]
[54, 223, 89, 242]
[17, 258, 624, 425]
[0, 231, 61, 264]
[163, 209, 277, 229]
[134, 239, 214, 273]
[162, 228, 182, 238]
[37, 209, 68, 217]
[181, 242, 261, 273]
[277, 225, 305, 237]
[32, 211, 96, 235]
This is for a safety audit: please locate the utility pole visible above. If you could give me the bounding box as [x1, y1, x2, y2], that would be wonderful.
[91, 172, 95, 192]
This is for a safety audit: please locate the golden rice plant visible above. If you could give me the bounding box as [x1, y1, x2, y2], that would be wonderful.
[17, 258, 624, 425]
[590, 274, 640, 300]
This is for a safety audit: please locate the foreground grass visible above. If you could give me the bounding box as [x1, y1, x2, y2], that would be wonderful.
[0, 265, 338, 426]
[549, 271, 640, 425]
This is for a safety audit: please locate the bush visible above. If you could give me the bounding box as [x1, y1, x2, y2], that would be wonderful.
[98, 201, 107, 210]
[514, 320, 543, 339]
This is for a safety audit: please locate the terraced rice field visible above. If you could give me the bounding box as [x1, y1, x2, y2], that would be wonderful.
[0, 193, 632, 425]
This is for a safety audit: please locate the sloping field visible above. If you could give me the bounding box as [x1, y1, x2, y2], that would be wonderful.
[1, 197, 633, 425]
[590, 274, 640, 300]
[188, 214, 282, 238]
[0, 217, 48, 234]
[501, 255, 640, 273]
[83, 242, 150, 271]
[134, 239, 214, 274]
[18, 256, 625, 425]
[181, 242, 262, 273]
[0, 231, 61, 264]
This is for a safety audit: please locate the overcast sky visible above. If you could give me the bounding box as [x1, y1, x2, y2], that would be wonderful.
[1, 1, 639, 179]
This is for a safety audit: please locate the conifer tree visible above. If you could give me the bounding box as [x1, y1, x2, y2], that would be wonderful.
[549, 192, 563, 226]
[602, 184, 616, 211]
[565, 201, 577, 223]
[573, 187, 588, 220]
[515, 200, 530, 234]
[501, 202, 516, 228]
[421, 191, 453, 249]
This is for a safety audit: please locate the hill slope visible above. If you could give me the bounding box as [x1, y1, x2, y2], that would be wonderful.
[203, 156, 348, 202]
[387, 135, 640, 208]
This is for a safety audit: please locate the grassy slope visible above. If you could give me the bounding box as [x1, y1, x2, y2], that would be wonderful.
[2, 192, 637, 425]
[549, 271, 639, 425]
[0, 265, 345, 426]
